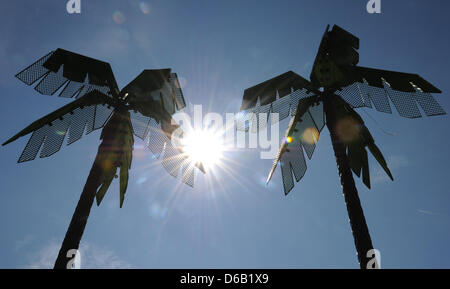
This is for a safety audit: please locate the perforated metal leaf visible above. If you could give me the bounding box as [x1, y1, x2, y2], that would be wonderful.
[338, 79, 445, 118]
[236, 88, 316, 132]
[383, 81, 422, 118]
[280, 137, 307, 194]
[359, 80, 391, 113]
[145, 119, 201, 187]
[130, 111, 151, 140]
[266, 96, 324, 195]
[271, 93, 291, 124]
[335, 82, 371, 109]
[15, 51, 54, 85]
[18, 103, 113, 162]
[290, 89, 314, 116]
[35, 65, 68, 95]
[412, 87, 446, 117]
[180, 161, 196, 187]
[15, 49, 116, 100]
[147, 118, 169, 158]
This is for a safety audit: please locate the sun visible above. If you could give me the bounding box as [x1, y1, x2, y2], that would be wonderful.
[181, 129, 225, 169]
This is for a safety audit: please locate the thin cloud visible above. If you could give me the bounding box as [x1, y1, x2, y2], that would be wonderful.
[25, 240, 132, 269]
[14, 235, 35, 251]
[417, 209, 435, 215]
[417, 209, 441, 216]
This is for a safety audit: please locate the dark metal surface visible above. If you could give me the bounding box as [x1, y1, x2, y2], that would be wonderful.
[54, 109, 132, 269]
[240, 71, 317, 110]
[16, 49, 116, 99]
[346, 66, 441, 93]
[324, 94, 375, 269]
[122, 70, 187, 116]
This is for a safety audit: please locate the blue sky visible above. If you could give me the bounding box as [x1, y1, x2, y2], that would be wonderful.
[0, 0, 449, 268]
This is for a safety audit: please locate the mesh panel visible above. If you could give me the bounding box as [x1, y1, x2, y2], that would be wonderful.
[256, 103, 271, 130]
[16, 51, 113, 101]
[268, 94, 324, 194]
[336, 82, 371, 108]
[130, 111, 151, 140]
[280, 159, 294, 195]
[67, 106, 96, 144]
[280, 139, 307, 195]
[247, 105, 259, 134]
[237, 88, 314, 132]
[145, 118, 198, 187]
[59, 81, 84, 98]
[346, 80, 445, 118]
[94, 104, 113, 130]
[40, 118, 71, 158]
[384, 81, 422, 118]
[181, 161, 195, 187]
[271, 95, 291, 124]
[17, 105, 111, 162]
[171, 127, 184, 149]
[35, 65, 68, 95]
[358, 82, 372, 108]
[359, 80, 392, 114]
[147, 119, 168, 157]
[18, 127, 48, 163]
[295, 111, 317, 160]
[15, 51, 54, 85]
[413, 90, 446, 117]
[161, 143, 184, 178]
[308, 102, 325, 132]
[290, 88, 314, 116]
[235, 110, 254, 132]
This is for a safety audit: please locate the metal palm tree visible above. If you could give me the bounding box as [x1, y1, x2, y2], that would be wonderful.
[3, 49, 204, 269]
[237, 25, 445, 268]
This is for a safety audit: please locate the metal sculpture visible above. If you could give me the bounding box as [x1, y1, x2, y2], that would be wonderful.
[238, 25, 445, 268]
[3, 49, 204, 268]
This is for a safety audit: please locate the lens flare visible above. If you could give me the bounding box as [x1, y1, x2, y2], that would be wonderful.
[301, 127, 320, 144]
[336, 117, 360, 143]
[149, 203, 168, 220]
[139, 2, 151, 14]
[113, 11, 126, 24]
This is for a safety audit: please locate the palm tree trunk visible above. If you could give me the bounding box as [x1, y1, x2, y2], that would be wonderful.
[53, 110, 125, 269]
[323, 94, 375, 269]
[53, 154, 103, 269]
